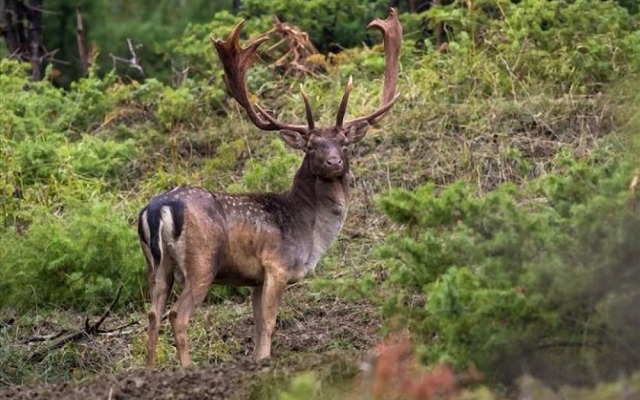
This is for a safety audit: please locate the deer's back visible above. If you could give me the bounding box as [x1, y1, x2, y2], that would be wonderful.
[138, 186, 315, 286]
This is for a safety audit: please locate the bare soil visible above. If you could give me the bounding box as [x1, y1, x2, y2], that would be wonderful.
[0, 299, 380, 400]
[0, 360, 257, 400]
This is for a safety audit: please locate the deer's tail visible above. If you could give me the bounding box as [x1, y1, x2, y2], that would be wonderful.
[138, 199, 186, 270]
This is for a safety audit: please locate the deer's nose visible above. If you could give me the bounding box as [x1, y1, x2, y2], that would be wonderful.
[326, 155, 343, 167]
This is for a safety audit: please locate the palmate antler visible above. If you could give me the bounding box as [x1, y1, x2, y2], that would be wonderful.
[338, 8, 402, 128]
[211, 8, 402, 135]
[211, 23, 311, 134]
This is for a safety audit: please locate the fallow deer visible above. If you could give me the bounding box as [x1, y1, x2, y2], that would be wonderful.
[138, 8, 402, 367]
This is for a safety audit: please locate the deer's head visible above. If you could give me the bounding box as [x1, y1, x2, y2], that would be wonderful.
[211, 8, 402, 180]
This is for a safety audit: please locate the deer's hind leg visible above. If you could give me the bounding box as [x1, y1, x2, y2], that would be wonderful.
[143, 243, 175, 368]
[169, 247, 220, 367]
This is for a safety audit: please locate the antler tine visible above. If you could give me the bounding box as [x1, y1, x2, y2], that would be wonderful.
[335, 76, 354, 128]
[211, 21, 309, 134]
[344, 8, 402, 128]
[299, 85, 315, 130]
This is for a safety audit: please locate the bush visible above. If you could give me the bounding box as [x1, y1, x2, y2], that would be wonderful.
[378, 148, 640, 385]
[0, 197, 144, 312]
[228, 139, 301, 193]
[413, 0, 640, 98]
[239, 0, 388, 52]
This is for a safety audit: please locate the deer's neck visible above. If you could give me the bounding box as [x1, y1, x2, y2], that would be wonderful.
[288, 156, 351, 270]
[289, 155, 351, 213]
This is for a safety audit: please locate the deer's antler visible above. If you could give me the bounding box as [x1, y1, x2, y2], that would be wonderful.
[212, 8, 401, 134]
[340, 8, 402, 128]
[211, 22, 312, 135]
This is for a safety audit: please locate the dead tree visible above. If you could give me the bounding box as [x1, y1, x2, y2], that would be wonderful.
[257, 16, 320, 77]
[75, 6, 89, 75]
[109, 38, 145, 77]
[270, 16, 319, 76]
[0, 0, 48, 80]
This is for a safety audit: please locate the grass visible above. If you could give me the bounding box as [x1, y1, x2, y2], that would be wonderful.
[0, 235, 384, 388]
[1, 82, 632, 393]
[244, 353, 360, 400]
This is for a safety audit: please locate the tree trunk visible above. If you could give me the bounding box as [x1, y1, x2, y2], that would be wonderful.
[432, 0, 445, 47]
[1, 0, 45, 80]
[0, 0, 21, 55]
[76, 6, 89, 75]
[26, 0, 43, 80]
[408, 0, 417, 13]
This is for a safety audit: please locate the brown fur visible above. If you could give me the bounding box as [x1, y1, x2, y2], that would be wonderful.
[139, 141, 354, 366]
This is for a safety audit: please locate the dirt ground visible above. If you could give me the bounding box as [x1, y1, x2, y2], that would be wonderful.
[0, 299, 380, 400]
[0, 359, 257, 400]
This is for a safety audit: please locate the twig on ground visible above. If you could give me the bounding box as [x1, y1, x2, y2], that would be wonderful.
[23, 329, 69, 343]
[28, 285, 136, 362]
[86, 285, 123, 335]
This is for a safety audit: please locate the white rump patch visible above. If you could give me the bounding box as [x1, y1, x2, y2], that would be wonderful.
[141, 209, 151, 245]
[160, 206, 188, 281]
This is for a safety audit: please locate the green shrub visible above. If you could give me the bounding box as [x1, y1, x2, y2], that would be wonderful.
[228, 138, 301, 193]
[58, 136, 137, 182]
[240, 0, 387, 52]
[416, 0, 640, 97]
[0, 197, 144, 312]
[378, 150, 640, 384]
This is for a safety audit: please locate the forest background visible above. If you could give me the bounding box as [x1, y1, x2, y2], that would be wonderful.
[1, 0, 639, 399]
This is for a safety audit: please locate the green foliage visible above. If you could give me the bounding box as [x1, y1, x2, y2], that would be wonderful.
[169, 11, 272, 82]
[378, 150, 640, 382]
[30, 0, 236, 85]
[415, 0, 640, 98]
[170, 0, 389, 75]
[240, 0, 387, 51]
[0, 197, 143, 312]
[230, 139, 301, 193]
[62, 136, 137, 181]
[277, 372, 319, 400]
[0, 60, 151, 312]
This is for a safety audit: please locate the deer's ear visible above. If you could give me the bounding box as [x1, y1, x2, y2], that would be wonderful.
[279, 130, 307, 150]
[345, 121, 370, 144]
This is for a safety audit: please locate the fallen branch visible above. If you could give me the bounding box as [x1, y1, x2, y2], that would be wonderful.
[39, 47, 69, 66]
[28, 285, 134, 362]
[23, 329, 69, 343]
[86, 284, 123, 335]
[96, 324, 143, 338]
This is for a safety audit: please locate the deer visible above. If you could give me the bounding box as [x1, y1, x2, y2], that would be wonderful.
[137, 8, 402, 368]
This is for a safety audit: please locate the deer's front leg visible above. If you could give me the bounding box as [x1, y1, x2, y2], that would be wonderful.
[254, 270, 287, 361]
[250, 286, 264, 355]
